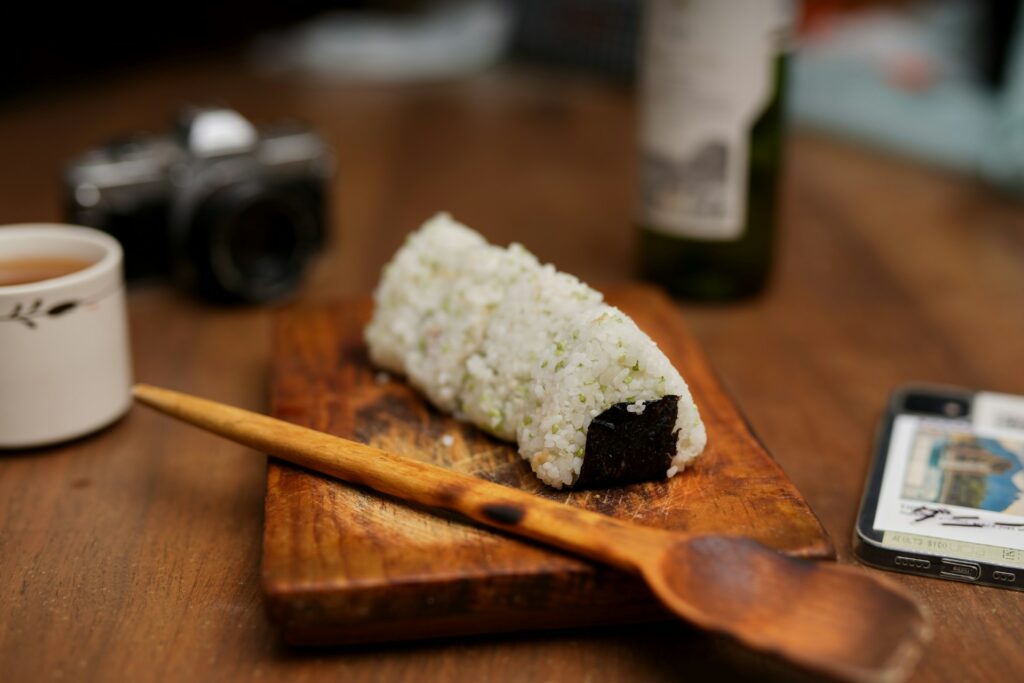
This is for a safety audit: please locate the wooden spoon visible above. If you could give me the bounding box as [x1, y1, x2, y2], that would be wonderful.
[133, 383, 930, 683]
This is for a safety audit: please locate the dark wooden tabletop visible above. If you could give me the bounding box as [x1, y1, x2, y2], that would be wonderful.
[1, 56, 1023, 683]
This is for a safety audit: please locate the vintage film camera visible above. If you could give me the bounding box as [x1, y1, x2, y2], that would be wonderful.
[65, 107, 332, 302]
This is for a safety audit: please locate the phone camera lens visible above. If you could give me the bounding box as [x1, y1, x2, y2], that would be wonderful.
[905, 393, 969, 417]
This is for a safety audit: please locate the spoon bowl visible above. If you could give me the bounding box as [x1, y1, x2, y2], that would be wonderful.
[645, 536, 930, 683]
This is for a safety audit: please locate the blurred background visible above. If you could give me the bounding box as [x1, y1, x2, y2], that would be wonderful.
[5, 0, 1023, 172]
[2, 0, 1024, 298]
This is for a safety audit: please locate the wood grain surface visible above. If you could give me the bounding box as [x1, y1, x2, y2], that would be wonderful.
[134, 384, 926, 683]
[264, 288, 831, 644]
[0, 55, 1023, 683]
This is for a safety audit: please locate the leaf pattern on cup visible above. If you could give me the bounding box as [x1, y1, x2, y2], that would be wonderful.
[47, 301, 79, 316]
[2, 298, 81, 329]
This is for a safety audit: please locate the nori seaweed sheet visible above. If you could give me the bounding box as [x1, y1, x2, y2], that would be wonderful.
[574, 395, 680, 489]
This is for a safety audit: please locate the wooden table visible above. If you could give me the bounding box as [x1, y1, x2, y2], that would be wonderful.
[1, 56, 1022, 683]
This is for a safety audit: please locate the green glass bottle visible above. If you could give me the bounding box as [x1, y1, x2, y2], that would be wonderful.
[637, 0, 790, 300]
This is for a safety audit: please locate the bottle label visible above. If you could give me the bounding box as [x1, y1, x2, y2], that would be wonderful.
[639, 0, 788, 241]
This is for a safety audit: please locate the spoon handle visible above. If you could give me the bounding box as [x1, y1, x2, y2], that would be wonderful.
[132, 383, 667, 572]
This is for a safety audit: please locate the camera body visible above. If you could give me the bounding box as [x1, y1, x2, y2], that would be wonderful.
[64, 108, 331, 303]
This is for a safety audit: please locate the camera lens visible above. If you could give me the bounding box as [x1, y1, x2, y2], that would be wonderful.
[223, 198, 303, 290]
[185, 180, 321, 303]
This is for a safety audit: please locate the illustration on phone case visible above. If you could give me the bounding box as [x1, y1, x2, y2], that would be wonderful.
[901, 424, 1024, 515]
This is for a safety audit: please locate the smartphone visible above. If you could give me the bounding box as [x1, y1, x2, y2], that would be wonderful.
[854, 385, 1024, 590]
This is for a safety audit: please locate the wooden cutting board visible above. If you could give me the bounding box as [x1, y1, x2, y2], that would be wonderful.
[263, 285, 833, 645]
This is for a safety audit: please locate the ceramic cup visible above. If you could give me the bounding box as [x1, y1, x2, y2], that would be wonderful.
[0, 225, 132, 448]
